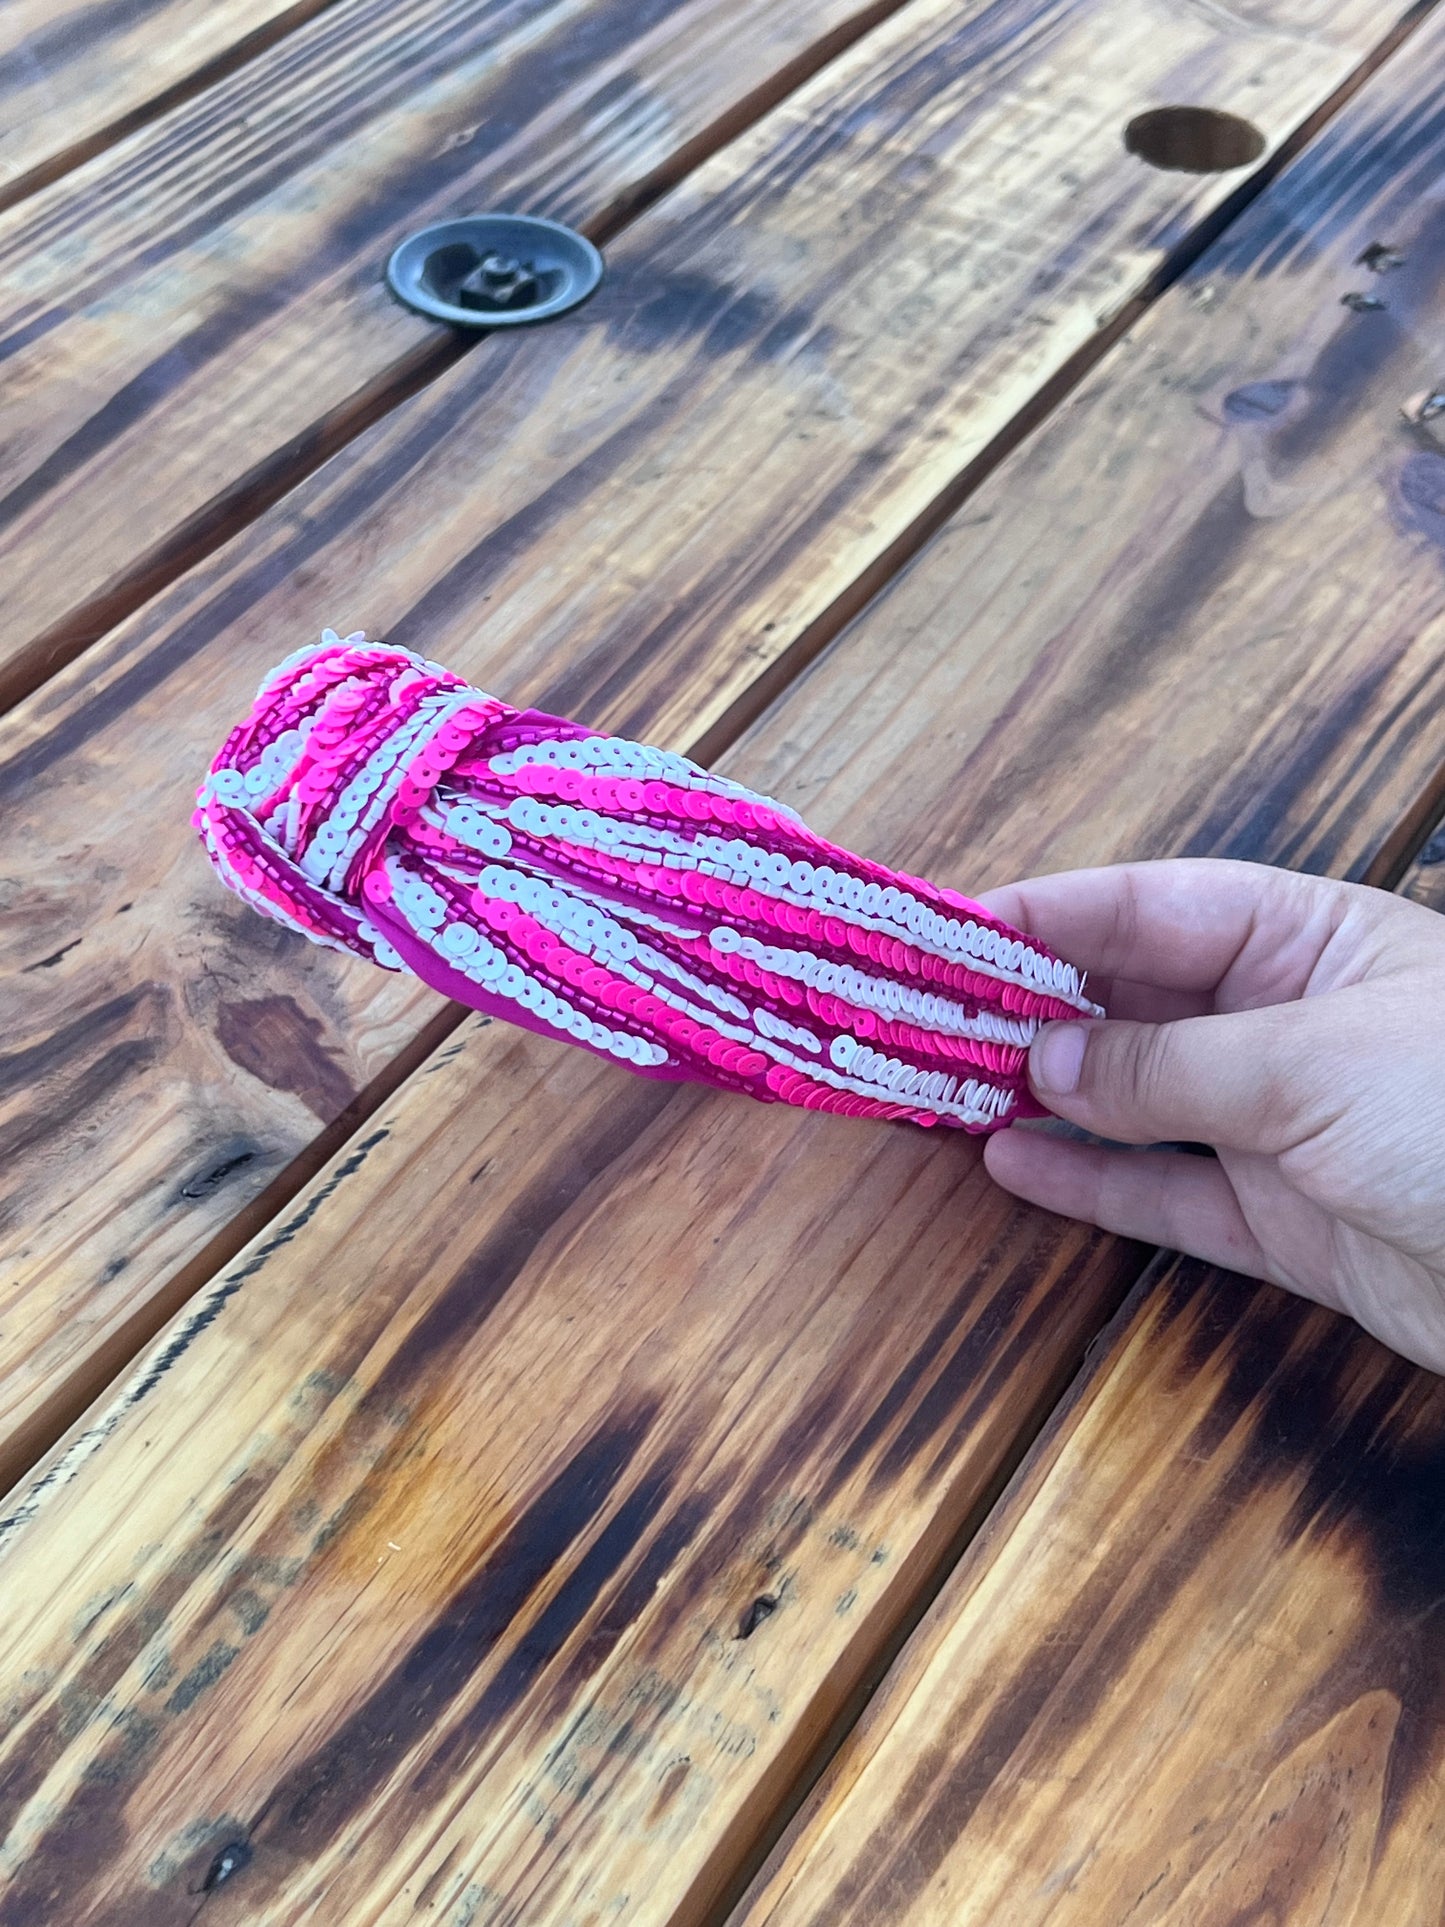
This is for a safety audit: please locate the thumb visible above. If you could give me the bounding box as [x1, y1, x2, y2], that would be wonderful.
[1028, 1008, 1305, 1152]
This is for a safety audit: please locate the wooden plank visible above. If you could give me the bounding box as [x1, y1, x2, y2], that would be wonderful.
[0, 0, 339, 213]
[730, 51, 1445, 1906]
[0, 0, 916, 711]
[1400, 827, 1445, 911]
[6, 23, 1445, 1918]
[736, 1258, 1445, 1925]
[0, 1021, 1139, 1927]
[1, 0, 1395, 1481]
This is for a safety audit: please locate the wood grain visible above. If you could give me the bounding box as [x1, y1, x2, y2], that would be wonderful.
[737, 1258, 1445, 1926]
[1, 0, 1389, 1483]
[1399, 825, 1445, 911]
[0, 1015, 1139, 1926]
[0, 0, 916, 709]
[727, 24, 1445, 900]
[6, 22, 1445, 1917]
[0, 0, 343, 214]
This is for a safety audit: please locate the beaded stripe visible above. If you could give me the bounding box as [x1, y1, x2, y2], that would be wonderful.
[196, 633, 1102, 1132]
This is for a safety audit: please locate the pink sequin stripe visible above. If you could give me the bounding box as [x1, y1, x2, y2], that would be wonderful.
[457, 752, 1085, 1023]
[537, 840, 1085, 1025]
[197, 636, 1103, 1132]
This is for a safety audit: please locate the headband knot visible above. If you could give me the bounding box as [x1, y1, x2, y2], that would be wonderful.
[194, 632, 510, 966]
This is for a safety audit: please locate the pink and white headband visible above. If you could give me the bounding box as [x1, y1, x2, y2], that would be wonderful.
[196, 634, 1099, 1132]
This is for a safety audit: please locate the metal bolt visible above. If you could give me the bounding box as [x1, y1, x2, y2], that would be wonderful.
[387, 214, 603, 329]
[457, 251, 542, 312]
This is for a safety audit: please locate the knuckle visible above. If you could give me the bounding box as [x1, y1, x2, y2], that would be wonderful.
[1096, 1021, 1175, 1124]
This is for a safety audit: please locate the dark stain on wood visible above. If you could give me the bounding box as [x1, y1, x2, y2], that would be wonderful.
[0, 986, 161, 1100]
[1167, 1272, 1445, 1839]
[0, 1404, 673, 1922]
[0, 1037, 158, 1170]
[357, 1076, 676, 1420]
[1220, 377, 1301, 423]
[244, 1407, 660, 1867]
[1172, 639, 1422, 870]
[199, 1837, 253, 1893]
[809, 1268, 1445, 1920]
[0, 1470, 275, 1919]
[0, 985, 168, 1167]
[175, 1141, 260, 1202]
[738, 1593, 779, 1639]
[647, 1756, 692, 1826]
[0, 289, 289, 536]
[215, 994, 357, 1119]
[412, 1466, 707, 1799]
[551, 1489, 710, 1694]
[19, 938, 81, 972]
[0, 0, 175, 93]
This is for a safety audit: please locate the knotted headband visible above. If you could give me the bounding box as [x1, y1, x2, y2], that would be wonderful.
[196, 634, 1100, 1131]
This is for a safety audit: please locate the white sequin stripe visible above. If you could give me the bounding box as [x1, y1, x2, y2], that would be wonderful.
[485, 734, 802, 817]
[427, 797, 514, 858]
[196, 808, 369, 961]
[470, 865, 753, 1025]
[754, 1008, 824, 1054]
[722, 872, 1091, 1009]
[828, 1034, 1015, 1109]
[396, 854, 1011, 1123]
[202, 718, 322, 820]
[710, 928, 1037, 1047]
[645, 978, 1013, 1126]
[436, 846, 1036, 1055]
[383, 856, 669, 1068]
[300, 689, 477, 889]
[253, 630, 389, 704]
[488, 795, 1093, 1013]
[548, 943, 1012, 1126]
[625, 938, 754, 1023]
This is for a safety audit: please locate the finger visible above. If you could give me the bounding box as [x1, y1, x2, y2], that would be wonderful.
[977, 859, 1335, 997]
[983, 1130, 1269, 1277]
[1027, 1007, 1307, 1153]
[1085, 977, 1214, 1024]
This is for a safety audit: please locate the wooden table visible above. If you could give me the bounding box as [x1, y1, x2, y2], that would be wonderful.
[3, 0, 1444, 1919]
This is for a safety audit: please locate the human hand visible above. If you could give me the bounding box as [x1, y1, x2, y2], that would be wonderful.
[978, 858, 1445, 1373]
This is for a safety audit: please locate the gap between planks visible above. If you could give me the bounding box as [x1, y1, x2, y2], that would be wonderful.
[712, 805, 1445, 1927]
[0, 0, 919, 719]
[0, 0, 346, 220]
[3, 0, 1433, 723]
[7, 0, 1435, 1503]
[2, 3, 1445, 1911]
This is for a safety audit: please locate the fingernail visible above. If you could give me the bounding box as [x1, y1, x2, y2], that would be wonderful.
[1032, 1022, 1087, 1096]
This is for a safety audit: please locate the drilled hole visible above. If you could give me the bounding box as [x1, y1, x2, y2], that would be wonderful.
[200, 1840, 252, 1893]
[1124, 106, 1266, 174]
[738, 1594, 779, 1639]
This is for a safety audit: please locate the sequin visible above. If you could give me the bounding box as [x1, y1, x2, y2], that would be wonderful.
[198, 634, 1099, 1132]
